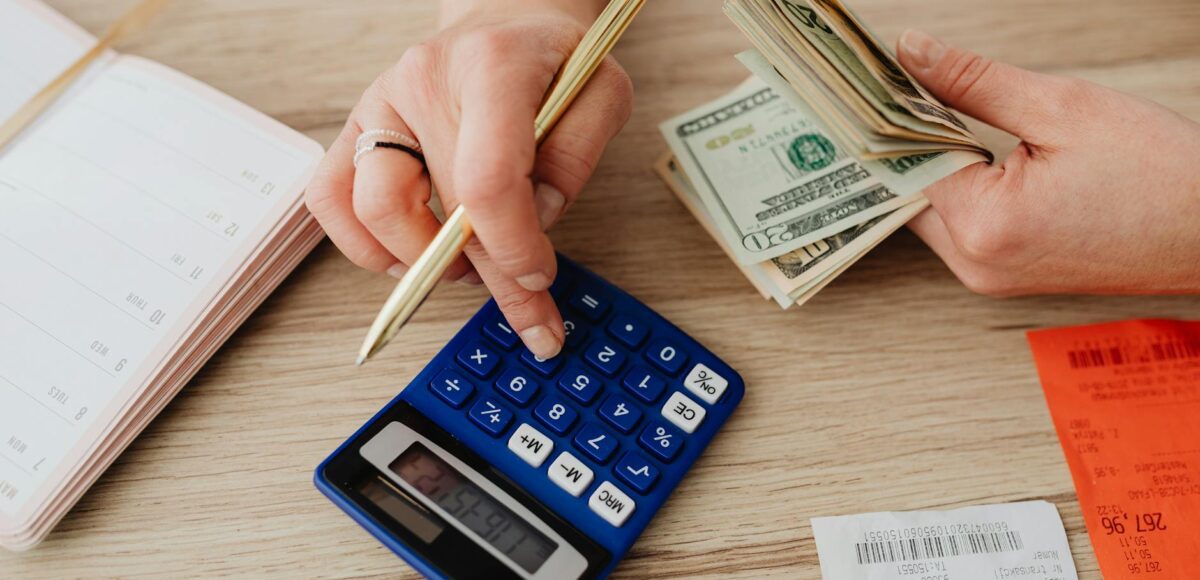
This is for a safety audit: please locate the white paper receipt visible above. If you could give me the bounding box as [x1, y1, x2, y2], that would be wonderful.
[811, 501, 1078, 580]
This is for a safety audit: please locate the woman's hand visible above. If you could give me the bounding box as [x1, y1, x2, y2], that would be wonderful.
[897, 30, 1200, 296]
[306, 0, 633, 358]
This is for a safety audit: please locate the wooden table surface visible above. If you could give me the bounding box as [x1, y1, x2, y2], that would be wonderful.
[5, 0, 1200, 577]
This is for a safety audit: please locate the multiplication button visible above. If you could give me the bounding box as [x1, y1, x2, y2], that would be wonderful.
[457, 341, 499, 378]
[682, 363, 728, 405]
[588, 481, 635, 527]
[508, 423, 554, 468]
[661, 391, 706, 434]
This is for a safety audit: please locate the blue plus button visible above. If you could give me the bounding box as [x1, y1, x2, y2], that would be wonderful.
[558, 365, 603, 405]
[457, 341, 499, 378]
[468, 397, 514, 437]
[429, 368, 474, 408]
[645, 338, 688, 376]
[573, 423, 618, 464]
[607, 314, 648, 349]
[598, 394, 642, 434]
[622, 366, 666, 404]
[639, 421, 684, 462]
[494, 368, 539, 407]
[615, 452, 659, 494]
[520, 347, 564, 377]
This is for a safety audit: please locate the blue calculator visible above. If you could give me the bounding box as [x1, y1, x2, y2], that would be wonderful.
[316, 256, 743, 579]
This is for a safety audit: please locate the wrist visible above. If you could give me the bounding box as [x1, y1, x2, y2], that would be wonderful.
[439, 0, 605, 29]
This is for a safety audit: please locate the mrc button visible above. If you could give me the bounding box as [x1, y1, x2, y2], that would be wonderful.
[662, 391, 706, 434]
[588, 481, 635, 527]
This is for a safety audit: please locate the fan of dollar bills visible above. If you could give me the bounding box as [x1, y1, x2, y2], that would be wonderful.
[656, 0, 990, 308]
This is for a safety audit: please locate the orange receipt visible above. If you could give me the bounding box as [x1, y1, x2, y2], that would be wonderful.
[1028, 319, 1200, 578]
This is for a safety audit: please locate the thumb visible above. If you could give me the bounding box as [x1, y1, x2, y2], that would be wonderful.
[897, 29, 1069, 142]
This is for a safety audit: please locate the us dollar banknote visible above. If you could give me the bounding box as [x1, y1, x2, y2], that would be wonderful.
[660, 71, 978, 265]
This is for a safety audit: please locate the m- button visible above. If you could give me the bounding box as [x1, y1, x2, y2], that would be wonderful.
[661, 391, 706, 434]
[588, 481, 635, 527]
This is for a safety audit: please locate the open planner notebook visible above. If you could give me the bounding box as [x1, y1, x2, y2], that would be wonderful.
[0, 0, 325, 550]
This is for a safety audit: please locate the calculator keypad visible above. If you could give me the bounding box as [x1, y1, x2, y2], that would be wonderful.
[424, 269, 738, 531]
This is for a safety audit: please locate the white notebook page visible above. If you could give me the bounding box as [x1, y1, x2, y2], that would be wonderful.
[0, 0, 323, 527]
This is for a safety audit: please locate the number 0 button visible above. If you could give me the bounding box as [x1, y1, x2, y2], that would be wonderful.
[646, 338, 687, 376]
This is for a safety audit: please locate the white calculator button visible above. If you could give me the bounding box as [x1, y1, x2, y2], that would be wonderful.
[661, 391, 706, 434]
[588, 481, 635, 527]
[682, 363, 728, 405]
[508, 423, 553, 468]
[548, 452, 594, 497]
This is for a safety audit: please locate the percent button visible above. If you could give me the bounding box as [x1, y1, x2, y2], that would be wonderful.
[638, 421, 684, 462]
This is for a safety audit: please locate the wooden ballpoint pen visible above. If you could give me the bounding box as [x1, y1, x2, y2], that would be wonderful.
[356, 0, 648, 364]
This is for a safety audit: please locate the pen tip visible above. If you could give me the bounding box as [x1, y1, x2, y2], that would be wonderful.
[355, 354, 366, 366]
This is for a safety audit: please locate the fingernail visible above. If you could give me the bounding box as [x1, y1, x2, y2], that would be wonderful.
[900, 29, 944, 70]
[456, 270, 483, 286]
[387, 263, 409, 279]
[516, 271, 553, 292]
[534, 183, 566, 230]
[520, 325, 562, 359]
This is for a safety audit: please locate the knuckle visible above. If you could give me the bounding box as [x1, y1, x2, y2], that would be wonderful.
[538, 135, 600, 195]
[942, 50, 996, 103]
[352, 188, 405, 230]
[460, 27, 518, 64]
[343, 242, 389, 273]
[458, 169, 524, 205]
[493, 286, 541, 315]
[955, 266, 1010, 298]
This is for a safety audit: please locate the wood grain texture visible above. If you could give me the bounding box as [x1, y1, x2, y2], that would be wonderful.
[4, 0, 1200, 577]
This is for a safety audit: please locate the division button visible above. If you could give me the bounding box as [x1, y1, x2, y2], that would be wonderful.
[661, 391, 706, 434]
[508, 423, 554, 468]
[682, 363, 728, 405]
[588, 481, 636, 527]
[548, 452, 594, 497]
[429, 368, 474, 408]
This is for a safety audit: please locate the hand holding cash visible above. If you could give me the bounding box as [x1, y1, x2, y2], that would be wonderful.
[658, 0, 1200, 307]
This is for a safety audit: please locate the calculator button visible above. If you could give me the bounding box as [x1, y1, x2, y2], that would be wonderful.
[558, 366, 603, 406]
[639, 421, 684, 462]
[607, 314, 648, 349]
[508, 423, 554, 468]
[572, 423, 619, 464]
[614, 452, 660, 494]
[588, 481, 635, 527]
[494, 369, 539, 407]
[569, 288, 610, 321]
[548, 452, 594, 497]
[682, 363, 729, 405]
[457, 341, 500, 378]
[468, 397, 514, 437]
[645, 338, 688, 376]
[482, 317, 519, 350]
[584, 340, 626, 377]
[598, 394, 642, 434]
[533, 396, 578, 435]
[622, 366, 666, 404]
[662, 391, 706, 434]
[520, 348, 565, 377]
[562, 317, 590, 351]
[429, 368, 474, 408]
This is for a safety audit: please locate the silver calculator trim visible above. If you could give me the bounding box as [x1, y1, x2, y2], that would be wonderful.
[360, 421, 589, 580]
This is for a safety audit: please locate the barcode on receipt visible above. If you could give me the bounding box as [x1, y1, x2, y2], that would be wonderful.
[854, 531, 1024, 564]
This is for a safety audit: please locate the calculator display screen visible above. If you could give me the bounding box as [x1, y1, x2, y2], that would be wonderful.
[389, 443, 558, 574]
